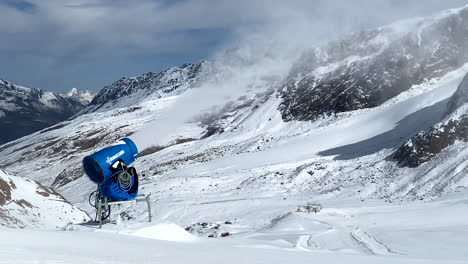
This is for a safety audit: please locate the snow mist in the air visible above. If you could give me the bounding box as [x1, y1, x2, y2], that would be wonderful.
[131, 25, 310, 150]
[130, 0, 467, 151]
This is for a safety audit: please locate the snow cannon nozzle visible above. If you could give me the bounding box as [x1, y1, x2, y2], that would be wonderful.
[82, 138, 138, 185]
[83, 137, 139, 201]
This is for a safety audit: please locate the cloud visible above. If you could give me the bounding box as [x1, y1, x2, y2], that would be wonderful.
[5, 0, 464, 57]
[0, 0, 466, 91]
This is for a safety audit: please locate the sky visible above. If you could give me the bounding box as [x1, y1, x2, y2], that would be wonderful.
[0, 0, 467, 93]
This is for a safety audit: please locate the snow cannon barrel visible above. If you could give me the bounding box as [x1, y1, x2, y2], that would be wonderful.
[82, 138, 138, 185]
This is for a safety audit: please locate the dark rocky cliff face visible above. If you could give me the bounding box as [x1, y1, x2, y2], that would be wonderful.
[279, 7, 468, 122]
[0, 79, 84, 145]
[394, 73, 468, 167]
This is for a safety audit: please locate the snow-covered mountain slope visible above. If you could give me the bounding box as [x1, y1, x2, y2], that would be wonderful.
[64, 88, 96, 105]
[82, 61, 207, 114]
[394, 72, 468, 167]
[0, 98, 165, 187]
[0, 78, 86, 144]
[0, 169, 88, 229]
[280, 5, 468, 121]
[1, 56, 467, 212]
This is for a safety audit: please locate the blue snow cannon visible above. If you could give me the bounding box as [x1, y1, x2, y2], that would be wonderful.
[83, 138, 138, 185]
[83, 138, 139, 201]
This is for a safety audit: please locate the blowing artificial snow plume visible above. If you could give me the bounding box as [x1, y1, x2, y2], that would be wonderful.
[131, 31, 303, 150]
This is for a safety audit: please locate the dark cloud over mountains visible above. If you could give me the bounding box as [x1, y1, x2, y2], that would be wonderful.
[0, 0, 466, 92]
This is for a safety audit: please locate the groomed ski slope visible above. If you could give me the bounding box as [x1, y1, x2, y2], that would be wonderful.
[1, 193, 467, 263]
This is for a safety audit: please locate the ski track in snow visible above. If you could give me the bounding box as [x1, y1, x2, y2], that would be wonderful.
[2, 194, 467, 263]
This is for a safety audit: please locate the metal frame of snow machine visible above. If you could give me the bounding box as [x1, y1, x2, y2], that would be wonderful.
[90, 189, 152, 228]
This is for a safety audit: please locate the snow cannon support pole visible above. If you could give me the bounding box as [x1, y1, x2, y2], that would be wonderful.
[96, 193, 152, 228]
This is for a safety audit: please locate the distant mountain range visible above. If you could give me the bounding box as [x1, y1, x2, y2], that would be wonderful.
[65, 87, 95, 105]
[0, 79, 94, 144]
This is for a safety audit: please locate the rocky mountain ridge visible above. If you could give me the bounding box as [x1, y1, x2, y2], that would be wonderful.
[0, 79, 86, 144]
[279, 6, 468, 122]
[82, 61, 207, 114]
[394, 72, 468, 167]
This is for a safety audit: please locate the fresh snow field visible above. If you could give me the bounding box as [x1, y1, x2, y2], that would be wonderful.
[1, 193, 467, 263]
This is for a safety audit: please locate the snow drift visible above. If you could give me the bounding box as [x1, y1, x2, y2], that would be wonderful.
[0, 169, 89, 229]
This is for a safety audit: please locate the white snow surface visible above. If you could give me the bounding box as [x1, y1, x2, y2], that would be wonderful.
[115, 222, 198, 242]
[1, 194, 467, 263]
[65, 88, 96, 104]
[0, 170, 89, 229]
[39, 92, 58, 108]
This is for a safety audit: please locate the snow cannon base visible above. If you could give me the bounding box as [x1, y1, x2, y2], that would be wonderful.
[90, 190, 152, 228]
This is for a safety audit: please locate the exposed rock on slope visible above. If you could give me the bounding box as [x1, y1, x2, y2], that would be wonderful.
[394, 72, 468, 167]
[82, 61, 206, 113]
[280, 6, 468, 121]
[0, 169, 89, 229]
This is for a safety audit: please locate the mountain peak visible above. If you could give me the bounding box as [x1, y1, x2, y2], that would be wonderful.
[0, 79, 86, 144]
[66, 87, 78, 97]
[64, 87, 96, 105]
[82, 60, 206, 113]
